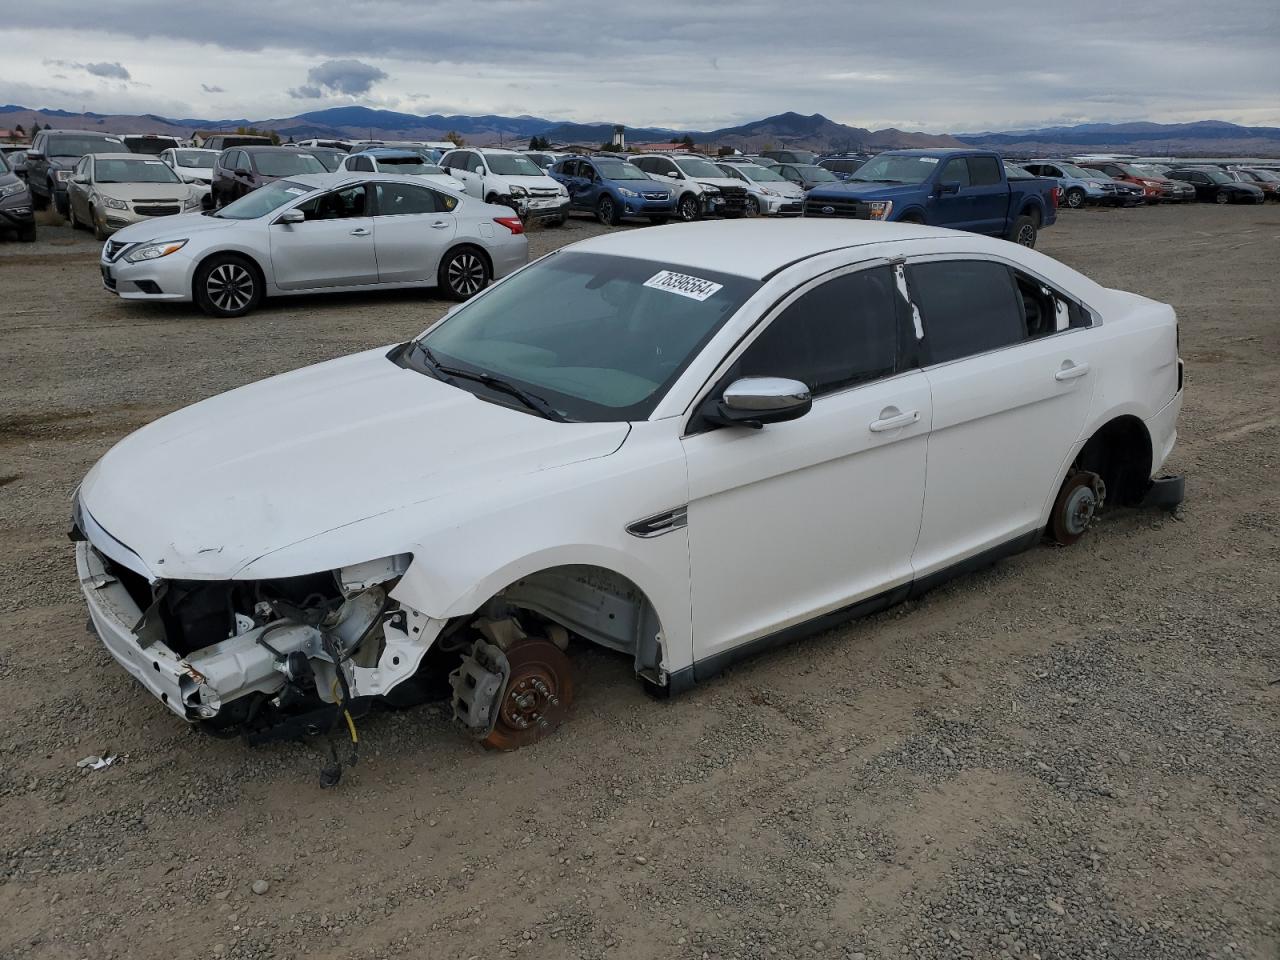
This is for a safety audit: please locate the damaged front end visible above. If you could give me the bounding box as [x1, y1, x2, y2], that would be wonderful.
[72, 501, 446, 742]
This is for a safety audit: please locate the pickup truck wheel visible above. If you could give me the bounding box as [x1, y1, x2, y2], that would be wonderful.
[596, 194, 621, 226]
[677, 193, 700, 222]
[1064, 188, 1085, 209]
[481, 638, 574, 751]
[1009, 214, 1038, 248]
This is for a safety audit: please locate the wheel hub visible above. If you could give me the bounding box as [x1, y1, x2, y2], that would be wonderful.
[482, 638, 574, 751]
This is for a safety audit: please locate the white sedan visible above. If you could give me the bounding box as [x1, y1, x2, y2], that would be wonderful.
[98, 172, 529, 317]
[74, 220, 1183, 754]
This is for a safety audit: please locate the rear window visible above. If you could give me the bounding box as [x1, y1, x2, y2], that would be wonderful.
[47, 135, 123, 157]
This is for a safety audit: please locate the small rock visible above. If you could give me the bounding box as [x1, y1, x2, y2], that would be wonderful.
[948, 929, 961, 942]
[941, 671, 962, 689]
[251, 879, 270, 896]
[1045, 898, 1065, 916]
[213, 890, 230, 901]
[634, 855, 647, 865]
[1219, 853, 1233, 867]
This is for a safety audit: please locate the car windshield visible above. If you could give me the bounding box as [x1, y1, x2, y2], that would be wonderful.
[595, 159, 648, 181]
[49, 135, 123, 157]
[173, 149, 217, 168]
[1198, 169, 1231, 184]
[1055, 163, 1094, 179]
[1248, 169, 1280, 183]
[674, 157, 725, 179]
[794, 164, 839, 182]
[484, 153, 543, 176]
[254, 152, 326, 177]
[1132, 164, 1167, 178]
[95, 158, 181, 183]
[414, 251, 760, 422]
[305, 149, 345, 171]
[852, 154, 943, 184]
[215, 179, 314, 219]
[742, 165, 788, 183]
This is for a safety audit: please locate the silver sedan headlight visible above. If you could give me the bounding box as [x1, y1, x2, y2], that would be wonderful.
[123, 239, 188, 263]
[100, 196, 129, 211]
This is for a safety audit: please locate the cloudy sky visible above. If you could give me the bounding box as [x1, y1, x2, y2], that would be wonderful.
[1, 0, 1278, 131]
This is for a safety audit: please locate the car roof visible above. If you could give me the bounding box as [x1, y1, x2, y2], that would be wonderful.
[273, 172, 460, 190]
[91, 153, 162, 161]
[239, 145, 311, 153]
[354, 148, 426, 158]
[566, 219, 962, 280]
[43, 129, 122, 138]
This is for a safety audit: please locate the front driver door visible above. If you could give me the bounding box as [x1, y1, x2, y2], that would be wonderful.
[269, 183, 379, 289]
[681, 264, 931, 663]
[931, 156, 973, 229]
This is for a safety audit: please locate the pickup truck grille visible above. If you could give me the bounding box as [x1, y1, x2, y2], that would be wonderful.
[803, 197, 867, 218]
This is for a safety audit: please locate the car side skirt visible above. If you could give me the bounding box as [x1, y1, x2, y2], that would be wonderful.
[664, 529, 1041, 696]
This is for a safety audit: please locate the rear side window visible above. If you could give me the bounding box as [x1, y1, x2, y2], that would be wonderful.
[375, 181, 453, 215]
[734, 267, 900, 397]
[968, 156, 1002, 186]
[907, 260, 1024, 364]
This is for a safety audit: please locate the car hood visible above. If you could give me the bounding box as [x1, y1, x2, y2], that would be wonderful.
[696, 177, 746, 190]
[808, 181, 926, 199]
[108, 210, 250, 244]
[97, 182, 193, 202]
[496, 174, 561, 190]
[78, 346, 630, 580]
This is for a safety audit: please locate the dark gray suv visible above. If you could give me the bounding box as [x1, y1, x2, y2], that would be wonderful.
[0, 151, 35, 241]
[26, 129, 125, 215]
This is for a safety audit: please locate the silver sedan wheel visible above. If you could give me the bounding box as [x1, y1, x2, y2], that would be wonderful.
[447, 252, 486, 296]
[206, 263, 255, 312]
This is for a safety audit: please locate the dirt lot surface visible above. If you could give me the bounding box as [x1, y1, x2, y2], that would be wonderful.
[1, 204, 1277, 960]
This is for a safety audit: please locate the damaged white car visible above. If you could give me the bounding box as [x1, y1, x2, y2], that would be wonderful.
[73, 220, 1184, 763]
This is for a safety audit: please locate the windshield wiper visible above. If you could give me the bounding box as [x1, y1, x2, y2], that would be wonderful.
[415, 344, 565, 421]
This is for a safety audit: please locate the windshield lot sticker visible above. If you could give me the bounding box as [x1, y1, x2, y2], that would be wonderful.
[644, 270, 723, 301]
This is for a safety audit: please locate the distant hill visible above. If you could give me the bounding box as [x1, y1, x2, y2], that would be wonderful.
[958, 120, 1280, 156]
[2, 103, 1277, 156]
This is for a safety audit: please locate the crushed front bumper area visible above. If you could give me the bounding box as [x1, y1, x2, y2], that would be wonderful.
[75, 539, 444, 726]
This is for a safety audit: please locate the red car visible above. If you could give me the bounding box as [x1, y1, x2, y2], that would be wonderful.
[1228, 167, 1280, 201]
[1091, 161, 1187, 203]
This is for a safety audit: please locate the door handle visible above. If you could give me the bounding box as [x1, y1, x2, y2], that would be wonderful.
[349, 227, 371, 237]
[869, 408, 920, 433]
[1055, 361, 1090, 381]
[430, 220, 450, 229]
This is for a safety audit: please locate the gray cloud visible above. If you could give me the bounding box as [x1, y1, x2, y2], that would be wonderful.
[288, 59, 387, 99]
[14, 2, 1280, 129]
[201, 83, 225, 93]
[43, 59, 132, 81]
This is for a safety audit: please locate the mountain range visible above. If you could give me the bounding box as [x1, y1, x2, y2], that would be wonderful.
[3, 104, 1278, 156]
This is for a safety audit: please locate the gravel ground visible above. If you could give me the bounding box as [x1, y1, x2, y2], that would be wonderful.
[1, 203, 1277, 960]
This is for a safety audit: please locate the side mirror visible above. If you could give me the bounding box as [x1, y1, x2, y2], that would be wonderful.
[276, 208, 305, 225]
[72, 174, 89, 184]
[936, 180, 961, 195]
[709, 377, 812, 429]
[235, 167, 250, 177]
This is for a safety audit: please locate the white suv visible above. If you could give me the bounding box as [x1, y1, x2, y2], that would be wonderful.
[73, 220, 1183, 754]
[440, 147, 569, 223]
[629, 153, 750, 221]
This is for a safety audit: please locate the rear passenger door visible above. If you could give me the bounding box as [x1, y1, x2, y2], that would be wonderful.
[905, 257, 1100, 576]
[371, 181, 457, 283]
[964, 156, 1009, 235]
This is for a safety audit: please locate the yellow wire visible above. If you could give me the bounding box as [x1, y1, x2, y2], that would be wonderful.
[330, 677, 359, 744]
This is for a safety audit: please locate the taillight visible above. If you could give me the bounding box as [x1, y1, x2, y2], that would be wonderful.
[494, 216, 524, 235]
[1052, 186, 1060, 209]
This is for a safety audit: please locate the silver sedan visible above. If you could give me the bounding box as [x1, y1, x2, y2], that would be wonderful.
[98, 172, 529, 318]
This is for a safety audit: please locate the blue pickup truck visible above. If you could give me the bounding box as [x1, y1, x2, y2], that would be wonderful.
[803, 149, 1058, 247]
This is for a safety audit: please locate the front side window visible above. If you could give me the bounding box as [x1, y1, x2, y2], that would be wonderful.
[415, 252, 761, 421]
[295, 184, 369, 220]
[731, 267, 900, 397]
[907, 260, 1024, 365]
[939, 157, 971, 188]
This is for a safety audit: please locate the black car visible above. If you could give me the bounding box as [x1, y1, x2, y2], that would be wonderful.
[24, 129, 126, 215]
[761, 149, 819, 165]
[817, 155, 869, 180]
[1164, 167, 1265, 205]
[775, 162, 842, 192]
[0, 150, 35, 241]
[211, 146, 327, 206]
